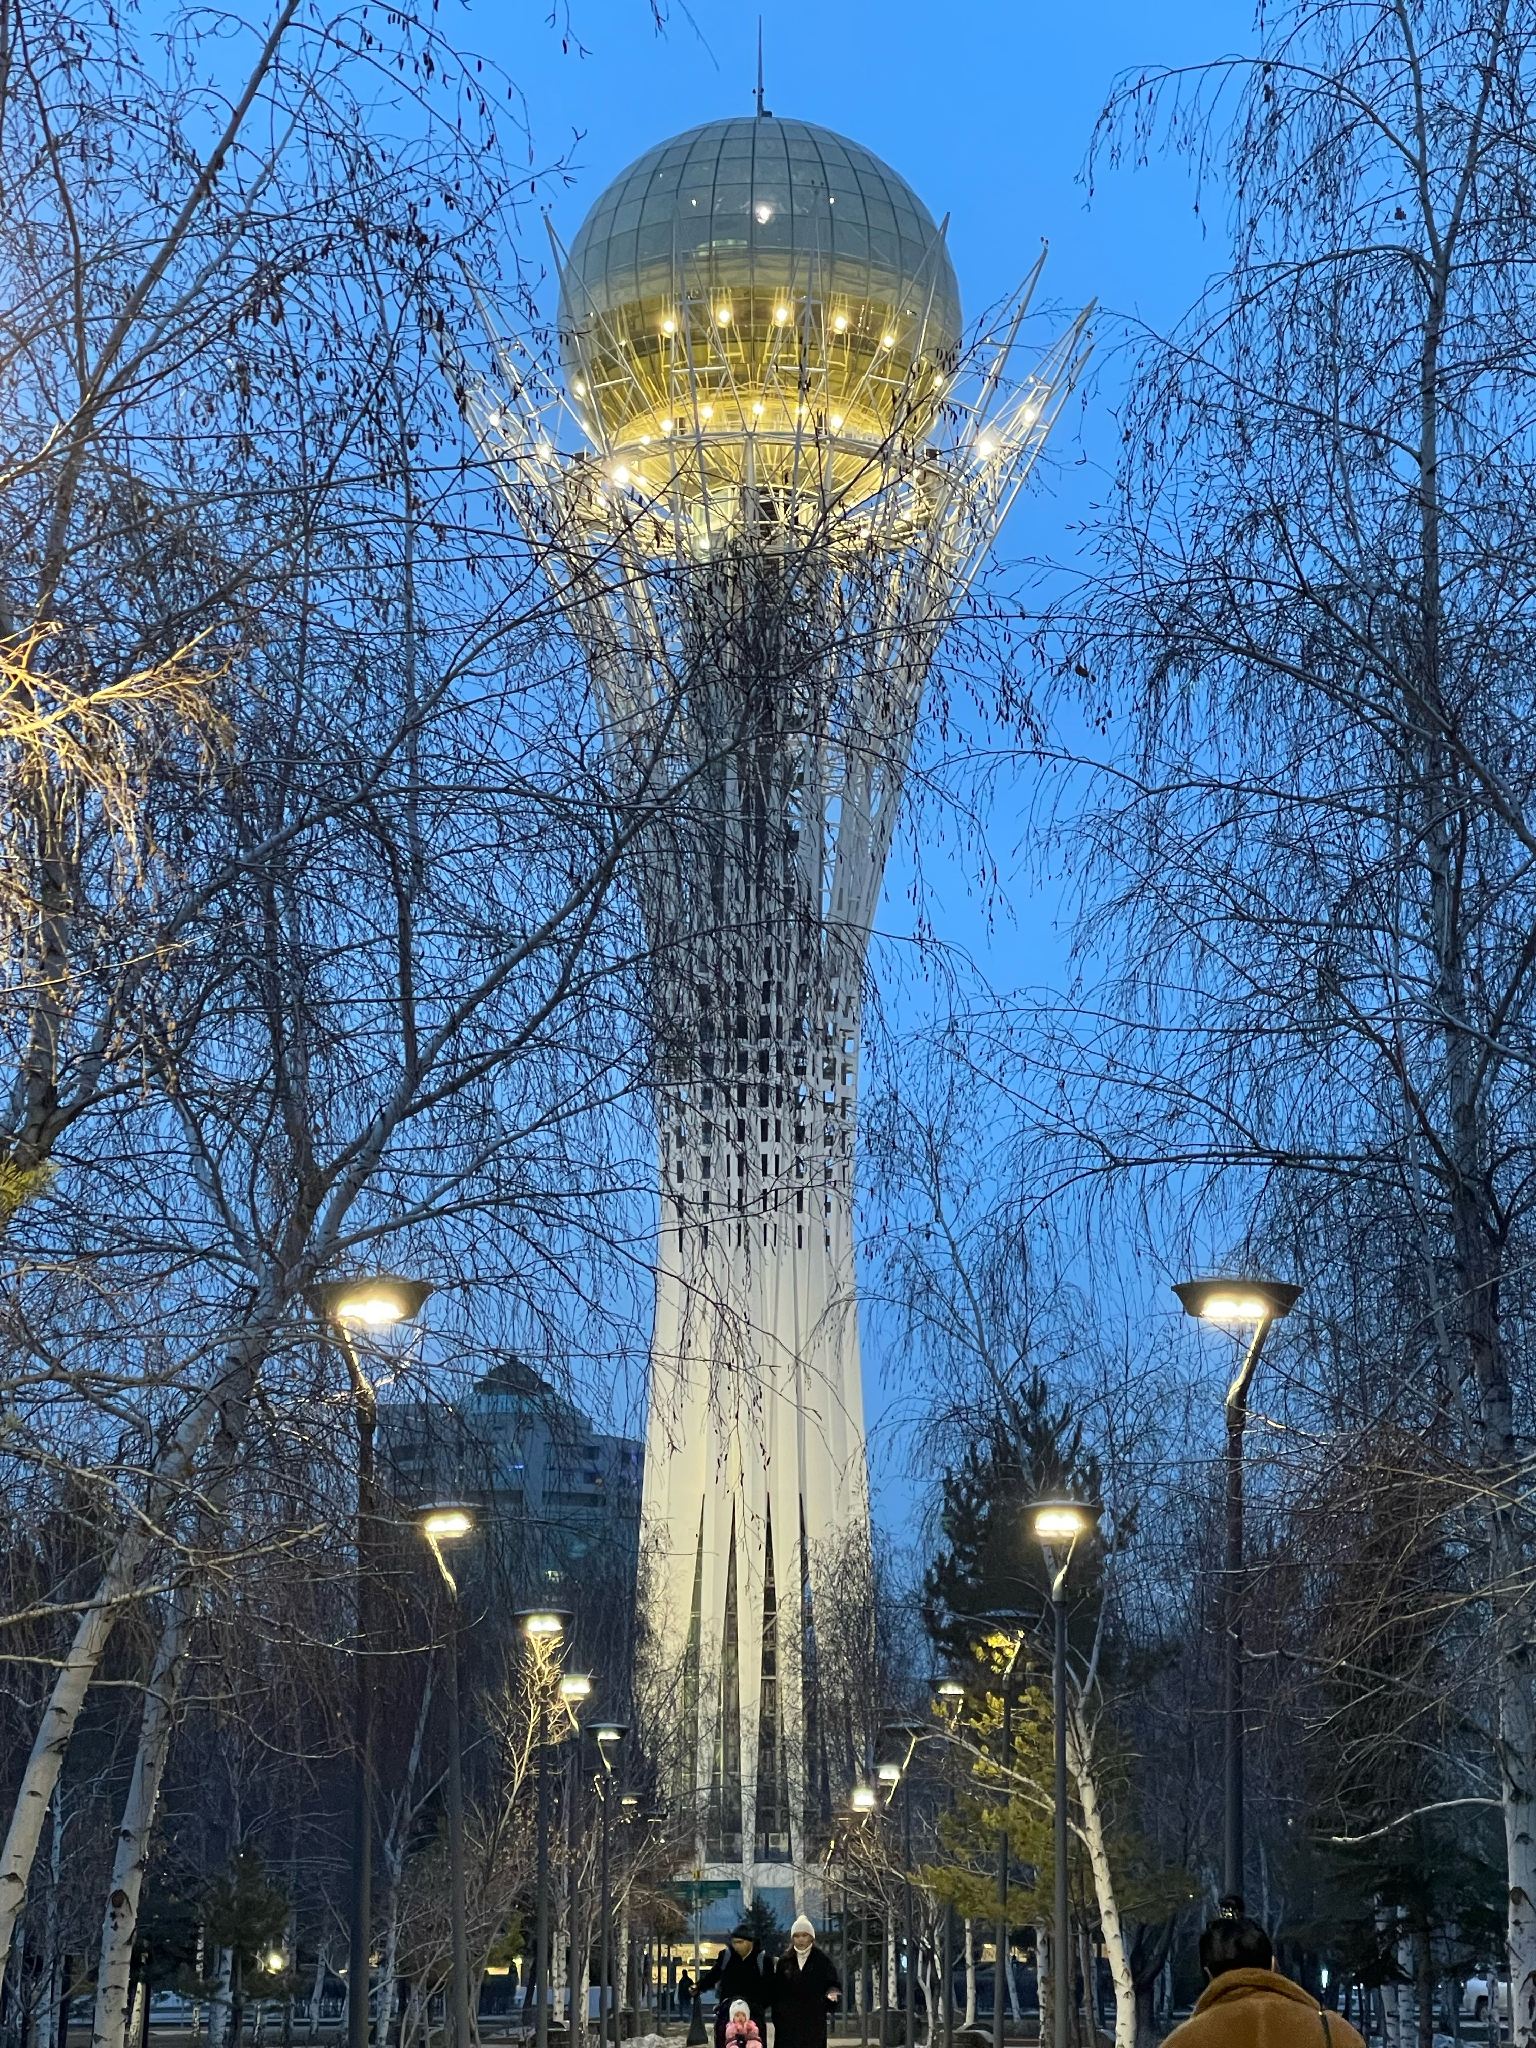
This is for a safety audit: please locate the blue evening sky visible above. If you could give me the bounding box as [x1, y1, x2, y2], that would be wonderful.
[458, 0, 1250, 1523]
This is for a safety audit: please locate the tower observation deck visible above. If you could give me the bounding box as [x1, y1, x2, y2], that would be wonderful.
[457, 107, 1091, 1913]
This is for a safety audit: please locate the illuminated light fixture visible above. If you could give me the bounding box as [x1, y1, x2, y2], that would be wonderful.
[751, 401, 765, 417]
[661, 316, 677, 335]
[754, 202, 774, 224]
[611, 464, 631, 486]
[573, 377, 587, 397]
[518, 1608, 570, 1639]
[881, 332, 896, 349]
[932, 1676, 967, 1703]
[829, 414, 844, 432]
[773, 304, 791, 324]
[876, 1759, 902, 1786]
[1173, 1278, 1302, 1326]
[1030, 1498, 1095, 1546]
[263, 1951, 286, 1975]
[976, 436, 997, 461]
[832, 313, 848, 333]
[420, 1505, 474, 1543]
[535, 440, 553, 462]
[315, 1276, 431, 1328]
[486, 408, 501, 428]
[715, 306, 732, 326]
[660, 419, 673, 436]
[559, 1671, 593, 1701]
[593, 1720, 629, 1745]
[639, 433, 651, 445]
[700, 404, 714, 420]
[850, 1783, 878, 1812]
[620, 1793, 641, 1810]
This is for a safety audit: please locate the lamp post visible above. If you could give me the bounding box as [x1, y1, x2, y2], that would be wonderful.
[1029, 1499, 1096, 2048]
[420, 1505, 477, 2048]
[880, 1725, 925, 2048]
[851, 1784, 878, 2048]
[517, 1609, 572, 2048]
[558, 1675, 593, 2042]
[592, 1722, 628, 2048]
[1174, 1276, 1301, 1907]
[986, 1637, 1024, 2048]
[930, 1680, 966, 2048]
[317, 1273, 432, 2048]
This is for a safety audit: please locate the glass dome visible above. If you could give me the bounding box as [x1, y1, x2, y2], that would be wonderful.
[556, 115, 962, 508]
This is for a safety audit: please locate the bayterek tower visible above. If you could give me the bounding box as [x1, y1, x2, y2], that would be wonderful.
[462, 104, 1089, 1911]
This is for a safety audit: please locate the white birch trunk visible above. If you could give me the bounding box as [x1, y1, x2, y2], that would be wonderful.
[1005, 1943, 1020, 2025]
[91, 1586, 196, 2048]
[887, 1921, 898, 2010]
[305, 1951, 327, 2045]
[1068, 1710, 1134, 2048]
[963, 1920, 975, 2032]
[0, 1332, 269, 2002]
[208, 1948, 234, 2048]
[35, 1787, 63, 2048]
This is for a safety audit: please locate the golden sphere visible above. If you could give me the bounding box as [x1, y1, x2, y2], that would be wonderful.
[558, 115, 962, 508]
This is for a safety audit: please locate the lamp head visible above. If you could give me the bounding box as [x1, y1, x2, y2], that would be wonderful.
[593, 1721, 629, 1746]
[559, 1672, 594, 1702]
[420, 1503, 474, 1544]
[1173, 1277, 1301, 1326]
[875, 1759, 902, 1787]
[850, 1783, 878, 1813]
[517, 1608, 572, 1640]
[1029, 1499, 1095, 1548]
[315, 1274, 432, 1327]
[931, 1677, 967, 1711]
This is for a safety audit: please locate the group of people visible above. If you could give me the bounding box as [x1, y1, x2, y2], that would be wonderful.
[688, 1917, 840, 2048]
[684, 1898, 1369, 2048]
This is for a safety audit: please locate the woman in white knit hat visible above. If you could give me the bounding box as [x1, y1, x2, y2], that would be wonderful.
[775, 1915, 841, 2048]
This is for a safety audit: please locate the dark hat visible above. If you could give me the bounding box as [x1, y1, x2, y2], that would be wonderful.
[732, 1922, 754, 1941]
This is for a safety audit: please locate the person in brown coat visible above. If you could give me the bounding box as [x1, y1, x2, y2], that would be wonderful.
[1164, 1903, 1367, 2048]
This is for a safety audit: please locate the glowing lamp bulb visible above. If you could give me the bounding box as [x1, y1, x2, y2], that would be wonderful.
[660, 419, 673, 436]
[611, 464, 630, 486]
[700, 404, 714, 421]
[751, 400, 765, 417]
[754, 202, 773, 224]
[661, 317, 676, 335]
[832, 313, 848, 334]
[773, 304, 791, 325]
[714, 306, 732, 326]
[881, 333, 896, 349]
[829, 414, 844, 432]
[573, 378, 586, 397]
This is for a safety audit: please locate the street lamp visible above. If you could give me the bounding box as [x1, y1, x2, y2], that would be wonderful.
[1174, 1275, 1301, 1906]
[592, 1722, 628, 2048]
[517, 1608, 572, 2048]
[929, 1680, 966, 2048]
[850, 1785, 878, 2048]
[880, 1724, 925, 2048]
[316, 1272, 431, 2048]
[558, 1675, 593, 2043]
[1028, 1498, 1095, 2048]
[419, 1502, 477, 2048]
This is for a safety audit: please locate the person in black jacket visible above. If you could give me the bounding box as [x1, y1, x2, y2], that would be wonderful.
[700, 1925, 773, 2047]
[774, 1915, 840, 2048]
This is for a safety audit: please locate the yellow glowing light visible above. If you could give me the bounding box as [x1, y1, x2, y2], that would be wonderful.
[421, 1507, 474, 1543]
[1032, 1500, 1095, 1546]
[661, 317, 676, 335]
[851, 1784, 878, 1812]
[832, 313, 849, 334]
[715, 306, 732, 326]
[829, 414, 845, 432]
[876, 1759, 901, 1785]
[773, 304, 791, 324]
[1197, 1294, 1276, 1323]
[521, 1610, 566, 1639]
[559, 1671, 593, 1700]
[976, 436, 997, 461]
[751, 401, 765, 416]
[263, 1952, 286, 1975]
[639, 433, 651, 445]
[700, 404, 714, 420]
[611, 464, 631, 485]
[573, 378, 586, 397]
[881, 332, 896, 349]
[660, 419, 673, 436]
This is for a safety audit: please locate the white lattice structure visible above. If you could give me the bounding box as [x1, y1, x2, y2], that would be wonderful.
[457, 111, 1090, 1908]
